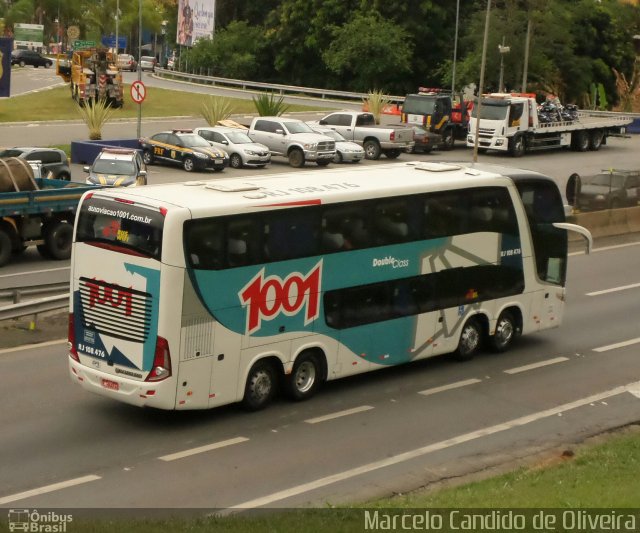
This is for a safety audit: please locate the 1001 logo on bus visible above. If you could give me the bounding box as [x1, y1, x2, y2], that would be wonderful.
[239, 262, 322, 334]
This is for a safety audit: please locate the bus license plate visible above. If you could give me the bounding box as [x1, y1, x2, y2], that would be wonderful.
[102, 378, 119, 391]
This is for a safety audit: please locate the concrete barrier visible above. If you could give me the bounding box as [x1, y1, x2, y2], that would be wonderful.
[568, 205, 640, 240]
[71, 139, 140, 165]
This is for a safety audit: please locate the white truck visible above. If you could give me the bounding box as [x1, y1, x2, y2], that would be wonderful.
[310, 111, 414, 160]
[466, 93, 632, 157]
[248, 117, 335, 168]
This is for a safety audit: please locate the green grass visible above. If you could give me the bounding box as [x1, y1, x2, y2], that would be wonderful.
[0, 85, 322, 123]
[62, 427, 640, 532]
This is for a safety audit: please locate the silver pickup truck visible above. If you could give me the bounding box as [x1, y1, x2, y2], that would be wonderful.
[248, 116, 336, 168]
[309, 111, 414, 160]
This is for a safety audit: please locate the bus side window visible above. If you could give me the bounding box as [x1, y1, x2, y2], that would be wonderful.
[264, 210, 319, 261]
[321, 215, 347, 252]
[374, 201, 411, 245]
[187, 221, 223, 269]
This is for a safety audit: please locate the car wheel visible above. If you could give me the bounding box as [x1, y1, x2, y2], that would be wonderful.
[363, 140, 382, 160]
[509, 134, 526, 157]
[57, 172, 71, 181]
[230, 153, 243, 169]
[242, 360, 278, 411]
[45, 61, 52, 68]
[142, 150, 154, 165]
[441, 128, 455, 150]
[288, 148, 305, 168]
[183, 156, 196, 172]
[333, 151, 343, 164]
[19, 60, 25, 67]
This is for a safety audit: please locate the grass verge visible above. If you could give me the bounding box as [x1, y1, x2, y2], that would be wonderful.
[65, 425, 640, 532]
[1, 85, 322, 123]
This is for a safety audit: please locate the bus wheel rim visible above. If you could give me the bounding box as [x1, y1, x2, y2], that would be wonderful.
[461, 325, 479, 354]
[294, 361, 316, 393]
[495, 319, 513, 347]
[252, 370, 272, 400]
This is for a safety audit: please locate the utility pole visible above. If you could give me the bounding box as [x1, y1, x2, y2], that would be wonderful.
[521, 16, 532, 93]
[137, 0, 142, 138]
[451, 0, 460, 94]
[472, 0, 492, 164]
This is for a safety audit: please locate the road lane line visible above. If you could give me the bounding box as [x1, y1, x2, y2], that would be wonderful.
[503, 357, 569, 375]
[305, 405, 374, 424]
[418, 378, 482, 396]
[158, 437, 249, 462]
[0, 339, 67, 355]
[593, 337, 640, 353]
[0, 267, 69, 279]
[586, 282, 640, 296]
[225, 381, 639, 511]
[0, 475, 101, 505]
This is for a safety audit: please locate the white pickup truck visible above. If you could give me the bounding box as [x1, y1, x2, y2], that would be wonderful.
[309, 111, 414, 160]
[248, 116, 336, 168]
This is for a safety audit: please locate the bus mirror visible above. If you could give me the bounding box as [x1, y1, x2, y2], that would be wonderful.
[566, 173, 581, 207]
[553, 222, 592, 254]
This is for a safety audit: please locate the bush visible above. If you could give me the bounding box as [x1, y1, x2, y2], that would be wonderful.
[201, 95, 235, 126]
[252, 92, 290, 116]
[75, 98, 115, 140]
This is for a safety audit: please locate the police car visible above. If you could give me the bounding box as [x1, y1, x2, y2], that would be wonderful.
[139, 129, 229, 172]
[84, 148, 147, 187]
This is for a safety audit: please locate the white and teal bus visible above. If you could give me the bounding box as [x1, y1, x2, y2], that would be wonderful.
[68, 162, 591, 410]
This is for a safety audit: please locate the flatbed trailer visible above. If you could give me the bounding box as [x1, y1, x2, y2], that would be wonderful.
[467, 93, 632, 157]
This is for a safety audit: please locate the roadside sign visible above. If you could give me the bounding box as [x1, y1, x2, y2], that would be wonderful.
[130, 80, 146, 104]
[73, 40, 96, 50]
[67, 26, 80, 40]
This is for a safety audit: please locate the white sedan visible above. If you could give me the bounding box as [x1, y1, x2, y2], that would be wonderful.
[310, 126, 364, 163]
[194, 126, 271, 169]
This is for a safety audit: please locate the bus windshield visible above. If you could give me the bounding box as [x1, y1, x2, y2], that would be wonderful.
[76, 197, 164, 260]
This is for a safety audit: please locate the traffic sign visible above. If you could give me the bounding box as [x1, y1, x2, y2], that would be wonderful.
[130, 80, 146, 104]
[73, 40, 96, 50]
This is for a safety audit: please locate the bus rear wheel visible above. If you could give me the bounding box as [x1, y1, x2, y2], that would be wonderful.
[242, 360, 277, 411]
[285, 351, 323, 401]
[490, 310, 519, 353]
[454, 317, 483, 361]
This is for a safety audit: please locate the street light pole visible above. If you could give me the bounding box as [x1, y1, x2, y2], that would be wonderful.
[521, 16, 532, 93]
[115, 0, 119, 54]
[137, 0, 142, 138]
[472, 0, 492, 164]
[498, 36, 510, 93]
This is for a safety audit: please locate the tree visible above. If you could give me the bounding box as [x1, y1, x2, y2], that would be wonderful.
[322, 12, 413, 93]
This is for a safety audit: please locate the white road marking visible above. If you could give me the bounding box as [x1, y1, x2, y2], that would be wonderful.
[418, 378, 482, 396]
[225, 381, 640, 511]
[503, 357, 569, 374]
[586, 282, 640, 296]
[0, 475, 101, 505]
[0, 267, 69, 279]
[593, 337, 640, 353]
[305, 405, 374, 424]
[0, 339, 67, 356]
[158, 437, 249, 462]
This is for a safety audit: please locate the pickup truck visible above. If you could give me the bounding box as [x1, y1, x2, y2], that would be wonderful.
[0, 158, 101, 267]
[309, 111, 415, 160]
[248, 117, 336, 168]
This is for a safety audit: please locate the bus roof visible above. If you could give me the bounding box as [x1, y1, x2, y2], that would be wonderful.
[89, 162, 523, 216]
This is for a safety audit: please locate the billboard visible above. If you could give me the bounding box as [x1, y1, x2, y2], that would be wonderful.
[177, 0, 215, 47]
[14, 23, 44, 50]
[0, 38, 12, 97]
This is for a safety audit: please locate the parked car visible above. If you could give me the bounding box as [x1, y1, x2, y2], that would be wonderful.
[0, 147, 70, 180]
[11, 49, 53, 68]
[117, 54, 137, 72]
[84, 148, 147, 187]
[575, 169, 640, 211]
[140, 129, 229, 172]
[194, 126, 271, 169]
[248, 117, 335, 167]
[311, 127, 364, 163]
[403, 125, 442, 154]
[139, 56, 157, 72]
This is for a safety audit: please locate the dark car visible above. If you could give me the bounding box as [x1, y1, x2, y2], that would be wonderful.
[11, 49, 53, 68]
[575, 169, 640, 211]
[139, 129, 229, 172]
[0, 146, 70, 180]
[84, 148, 147, 187]
[406, 125, 442, 154]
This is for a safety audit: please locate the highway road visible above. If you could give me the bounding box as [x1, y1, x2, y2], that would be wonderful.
[2, 66, 640, 514]
[0, 241, 639, 510]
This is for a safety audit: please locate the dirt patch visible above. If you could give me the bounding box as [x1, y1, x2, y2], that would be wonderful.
[0, 310, 67, 350]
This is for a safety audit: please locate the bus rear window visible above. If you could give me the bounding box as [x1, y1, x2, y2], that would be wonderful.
[76, 197, 164, 260]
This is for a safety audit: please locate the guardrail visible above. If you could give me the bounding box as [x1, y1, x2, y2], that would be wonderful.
[155, 68, 405, 104]
[0, 282, 70, 304]
[0, 294, 68, 321]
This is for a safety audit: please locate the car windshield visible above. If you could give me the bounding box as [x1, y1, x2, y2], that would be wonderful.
[589, 174, 625, 188]
[283, 122, 314, 134]
[0, 149, 23, 157]
[93, 159, 136, 175]
[180, 134, 212, 148]
[226, 131, 253, 143]
[471, 102, 509, 120]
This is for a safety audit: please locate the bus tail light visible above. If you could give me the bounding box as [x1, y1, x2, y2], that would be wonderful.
[68, 313, 79, 362]
[146, 336, 172, 382]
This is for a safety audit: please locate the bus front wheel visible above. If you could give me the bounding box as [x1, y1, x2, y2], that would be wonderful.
[454, 317, 483, 361]
[242, 360, 277, 411]
[285, 351, 323, 401]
